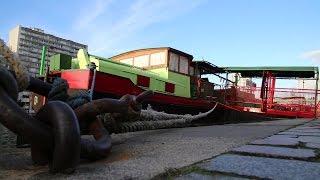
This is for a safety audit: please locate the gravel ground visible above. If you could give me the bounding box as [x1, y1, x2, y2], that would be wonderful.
[0, 119, 310, 179]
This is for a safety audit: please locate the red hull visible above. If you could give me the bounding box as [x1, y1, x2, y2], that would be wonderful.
[60, 70, 237, 113]
[60, 70, 315, 118]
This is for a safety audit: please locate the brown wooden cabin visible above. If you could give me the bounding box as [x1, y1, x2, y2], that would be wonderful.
[111, 47, 225, 101]
[110, 47, 196, 76]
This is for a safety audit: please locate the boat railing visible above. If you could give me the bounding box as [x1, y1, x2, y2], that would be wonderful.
[221, 85, 320, 118]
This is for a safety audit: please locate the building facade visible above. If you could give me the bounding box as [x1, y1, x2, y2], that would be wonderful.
[297, 79, 319, 90]
[9, 25, 87, 77]
[9, 25, 87, 112]
[231, 73, 256, 87]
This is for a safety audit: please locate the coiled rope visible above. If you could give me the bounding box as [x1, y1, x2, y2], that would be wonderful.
[0, 39, 29, 91]
[47, 78, 91, 109]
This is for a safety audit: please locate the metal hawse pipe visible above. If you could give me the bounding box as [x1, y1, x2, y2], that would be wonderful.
[0, 67, 80, 174]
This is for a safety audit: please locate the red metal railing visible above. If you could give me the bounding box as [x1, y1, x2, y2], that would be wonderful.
[224, 86, 320, 118]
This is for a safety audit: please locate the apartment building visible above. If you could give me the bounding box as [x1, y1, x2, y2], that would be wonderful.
[8, 25, 87, 112]
[9, 25, 87, 77]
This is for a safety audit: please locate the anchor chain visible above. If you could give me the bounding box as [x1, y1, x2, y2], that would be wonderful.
[0, 38, 217, 174]
[0, 39, 153, 173]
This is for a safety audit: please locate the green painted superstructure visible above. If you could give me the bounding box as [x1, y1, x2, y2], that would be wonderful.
[150, 68, 190, 97]
[48, 47, 320, 119]
[50, 49, 192, 98]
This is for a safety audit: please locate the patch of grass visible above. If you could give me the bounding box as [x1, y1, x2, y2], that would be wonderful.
[152, 163, 266, 180]
[296, 141, 307, 149]
[314, 149, 320, 160]
[152, 165, 211, 180]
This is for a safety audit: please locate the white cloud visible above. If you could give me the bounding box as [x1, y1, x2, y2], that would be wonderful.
[301, 50, 320, 62]
[69, 0, 204, 56]
[72, 0, 114, 30]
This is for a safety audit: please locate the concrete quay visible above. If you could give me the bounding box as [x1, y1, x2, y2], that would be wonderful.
[0, 118, 314, 179]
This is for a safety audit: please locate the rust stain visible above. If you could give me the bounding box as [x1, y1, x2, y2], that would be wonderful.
[96, 151, 132, 164]
[108, 152, 130, 163]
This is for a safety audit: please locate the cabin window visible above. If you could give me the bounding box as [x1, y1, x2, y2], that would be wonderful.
[150, 52, 165, 66]
[137, 75, 150, 87]
[189, 66, 195, 75]
[169, 52, 179, 71]
[179, 56, 189, 74]
[165, 82, 175, 93]
[134, 55, 149, 68]
[120, 58, 133, 65]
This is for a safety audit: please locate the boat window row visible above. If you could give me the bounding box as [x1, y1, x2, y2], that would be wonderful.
[117, 51, 195, 76]
[119, 52, 166, 67]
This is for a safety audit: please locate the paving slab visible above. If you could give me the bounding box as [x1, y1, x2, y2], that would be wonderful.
[302, 124, 320, 127]
[251, 137, 299, 146]
[288, 129, 320, 133]
[294, 126, 320, 130]
[231, 145, 316, 159]
[229, 119, 311, 126]
[199, 154, 320, 180]
[251, 133, 320, 146]
[1, 119, 303, 180]
[175, 172, 248, 180]
[267, 134, 298, 138]
[298, 136, 320, 143]
[305, 143, 320, 149]
[278, 131, 320, 136]
[304, 121, 320, 125]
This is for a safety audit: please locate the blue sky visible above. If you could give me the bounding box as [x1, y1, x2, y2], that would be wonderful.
[1, 0, 320, 68]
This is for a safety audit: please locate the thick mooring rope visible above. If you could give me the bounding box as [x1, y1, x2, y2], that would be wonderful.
[0, 39, 29, 91]
[47, 78, 218, 134]
[102, 103, 217, 134]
